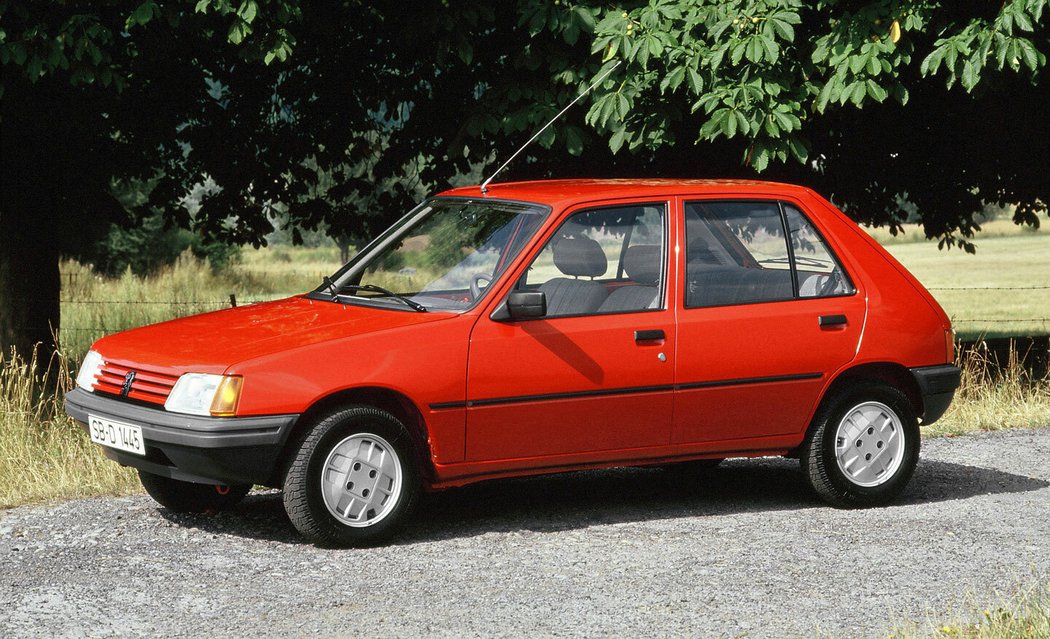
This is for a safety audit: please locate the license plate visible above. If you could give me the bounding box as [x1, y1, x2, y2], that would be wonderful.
[88, 414, 145, 456]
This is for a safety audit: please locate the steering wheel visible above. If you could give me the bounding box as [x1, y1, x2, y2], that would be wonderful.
[469, 273, 492, 300]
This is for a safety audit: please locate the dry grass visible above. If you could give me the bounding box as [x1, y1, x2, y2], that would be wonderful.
[890, 583, 1050, 639]
[925, 343, 1050, 438]
[0, 348, 137, 509]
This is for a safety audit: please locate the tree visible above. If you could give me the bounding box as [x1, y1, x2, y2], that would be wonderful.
[579, 0, 1049, 243]
[2, 1, 1047, 363]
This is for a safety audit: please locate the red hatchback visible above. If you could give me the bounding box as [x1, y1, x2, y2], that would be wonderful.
[66, 179, 960, 546]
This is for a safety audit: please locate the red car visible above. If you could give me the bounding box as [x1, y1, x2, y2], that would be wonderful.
[66, 179, 960, 546]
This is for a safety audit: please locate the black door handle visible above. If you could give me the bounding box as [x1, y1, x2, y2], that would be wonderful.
[635, 329, 665, 342]
[818, 314, 848, 327]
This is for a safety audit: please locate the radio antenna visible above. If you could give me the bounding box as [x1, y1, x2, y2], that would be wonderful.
[480, 60, 622, 194]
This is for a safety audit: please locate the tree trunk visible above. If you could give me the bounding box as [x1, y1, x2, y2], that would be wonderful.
[0, 207, 61, 365]
[1, 80, 62, 366]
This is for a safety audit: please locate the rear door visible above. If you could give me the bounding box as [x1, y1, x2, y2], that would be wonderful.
[673, 197, 865, 446]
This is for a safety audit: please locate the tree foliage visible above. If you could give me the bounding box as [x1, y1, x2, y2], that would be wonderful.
[582, 0, 1048, 245]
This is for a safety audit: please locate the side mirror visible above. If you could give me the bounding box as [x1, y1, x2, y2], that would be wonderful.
[501, 291, 547, 321]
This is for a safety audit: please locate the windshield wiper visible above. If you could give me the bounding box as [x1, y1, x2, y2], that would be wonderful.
[339, 284, 427, 312]
[322, 275, 340, 297]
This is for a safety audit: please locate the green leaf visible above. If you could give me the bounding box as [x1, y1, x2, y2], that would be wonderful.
[659, 66, 686, 93]
[574, 7, 596, 33]
[616, 93, 630, 121]
[237, 1, 258, 24]
[609, 127, 627, 153]
[1013, 10, 1034, 32]
[565, 126, 585, 156]
[734, 110, 750, 136]
[724, 109, 738, 137]
[128, 1, 157, 28]
[228, 20, 245, 45]
[1018, 39, 1040, 71]
[751, 144, 770, 172]
[866, 56, 881, 76]
[920, 47, 945, 76]
[849, 54, 867, 74]
[850, 81, 867, 106]
[759, 36, 778, 65]
[771, 18, 795, 42]
[730, 41, 746, 65]
[687, 68, 703, 94]
[195, 0, 210, 13]
[960, 59, 979, 91]
[865, 79, 888, 102]
[746, 37, 764, 64]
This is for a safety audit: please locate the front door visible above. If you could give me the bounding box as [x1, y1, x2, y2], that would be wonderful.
[465, 202, 676, 463]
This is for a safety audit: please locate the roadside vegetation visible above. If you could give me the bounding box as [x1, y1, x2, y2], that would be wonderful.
[890, 584, 1050, 639]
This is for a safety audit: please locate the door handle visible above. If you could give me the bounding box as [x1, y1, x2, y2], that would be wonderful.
[818, 314, 848, 327]
[634, 329, 665, 342]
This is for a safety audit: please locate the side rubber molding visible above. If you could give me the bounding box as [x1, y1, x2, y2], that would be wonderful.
[64, 387, 299, 486]
[910, 364, 962, 425]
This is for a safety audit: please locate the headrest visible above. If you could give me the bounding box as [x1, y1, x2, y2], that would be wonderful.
[553, 237, 607, 278]
[623, 245, 661, 285]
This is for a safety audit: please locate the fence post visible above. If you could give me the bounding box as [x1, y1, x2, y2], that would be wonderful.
[229, 294, 237, 308]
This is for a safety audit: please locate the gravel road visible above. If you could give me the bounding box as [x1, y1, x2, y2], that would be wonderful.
[2, 428, 1048, 638]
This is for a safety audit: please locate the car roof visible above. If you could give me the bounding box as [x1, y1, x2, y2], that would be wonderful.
[437, 179, 816, 209]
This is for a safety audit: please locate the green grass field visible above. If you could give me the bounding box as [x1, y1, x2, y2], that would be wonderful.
[866, 221, 1050, 340]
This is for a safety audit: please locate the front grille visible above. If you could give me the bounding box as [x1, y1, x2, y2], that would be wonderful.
[93, 362, 179, 406]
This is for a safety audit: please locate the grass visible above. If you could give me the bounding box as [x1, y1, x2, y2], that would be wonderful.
[863, 218, 1050, 340]
[0, 348, 138, 508]
[890, 583, 1050, 639]
[924, 342, 1050, 438]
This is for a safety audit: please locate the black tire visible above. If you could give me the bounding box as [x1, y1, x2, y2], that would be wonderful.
[801, 381, 919, 508]
[138, 470, 250, 513]
[282, 405, 421, 547]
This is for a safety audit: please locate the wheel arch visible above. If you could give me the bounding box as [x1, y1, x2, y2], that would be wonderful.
[271, 386, 434, 487]
[824, 362, 923, 419]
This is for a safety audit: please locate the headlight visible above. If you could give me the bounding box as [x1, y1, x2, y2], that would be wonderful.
[75, 350, 104, 392]
[164, 373, 243, 417]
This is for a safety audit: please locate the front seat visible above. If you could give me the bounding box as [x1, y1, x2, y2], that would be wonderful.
[599, 244, 661, 313]
[539, 237, 609, 316]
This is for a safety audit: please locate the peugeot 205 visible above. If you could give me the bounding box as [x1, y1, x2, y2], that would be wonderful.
[66, 179, 961, 546]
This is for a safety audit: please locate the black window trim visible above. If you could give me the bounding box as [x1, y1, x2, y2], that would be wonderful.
[682, 197, 857, 310]
[512, 200, 671, 319]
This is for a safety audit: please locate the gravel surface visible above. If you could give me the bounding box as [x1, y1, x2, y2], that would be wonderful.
[2, 427, 1048, 638]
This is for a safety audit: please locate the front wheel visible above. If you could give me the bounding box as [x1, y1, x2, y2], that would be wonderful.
[282, 406, 421, 547]
[801, 382, 919, 508]
[138, 470, 250, 513]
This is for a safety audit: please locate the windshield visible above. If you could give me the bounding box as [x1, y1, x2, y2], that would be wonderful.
[316, 198, 548, 311]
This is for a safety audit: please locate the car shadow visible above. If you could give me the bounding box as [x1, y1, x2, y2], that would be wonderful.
[155, 457, 1049, 546]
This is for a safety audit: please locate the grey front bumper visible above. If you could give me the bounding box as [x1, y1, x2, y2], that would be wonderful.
[910, 364, 962, 425]
[64, 388, 299, 486]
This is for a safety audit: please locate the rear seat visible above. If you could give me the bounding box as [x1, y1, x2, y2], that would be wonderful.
[687, 264, 793, 307]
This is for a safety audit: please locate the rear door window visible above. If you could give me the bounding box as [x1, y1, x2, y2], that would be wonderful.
[684, 200, 853, 308]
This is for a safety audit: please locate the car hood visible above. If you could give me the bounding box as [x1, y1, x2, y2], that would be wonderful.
[92, 296, 455, 375]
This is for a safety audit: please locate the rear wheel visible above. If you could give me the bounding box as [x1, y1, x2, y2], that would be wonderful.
[283, 406, 421, 547]
[138, 470, 250, 513]
[801, 382, 919, 507]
